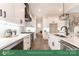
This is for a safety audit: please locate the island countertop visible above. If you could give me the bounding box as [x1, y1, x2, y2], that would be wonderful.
[0, 34, 30, 50]
[48, 33, 79, 48]
[61, 36, 79, 48]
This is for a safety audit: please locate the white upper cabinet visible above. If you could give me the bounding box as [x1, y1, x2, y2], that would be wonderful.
[14, 4, 25, 24]
[0, 4, 13, 21]
[0, 3, 25, 24]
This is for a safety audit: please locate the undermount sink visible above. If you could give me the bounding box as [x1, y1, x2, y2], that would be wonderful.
[54, 34, 66, 38]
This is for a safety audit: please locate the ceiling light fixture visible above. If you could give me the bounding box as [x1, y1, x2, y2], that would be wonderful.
[61, 3, 66, 20]
[59, 3, 69, 20]
[59, 9, 62, 12]
[38, 9, 41, 12]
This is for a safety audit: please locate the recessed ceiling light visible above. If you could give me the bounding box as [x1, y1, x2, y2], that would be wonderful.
[37, 23, 41, 28]
[38, 9, 41, 12]
[59, 9, 62, 12]
[77, 16, 79, 17]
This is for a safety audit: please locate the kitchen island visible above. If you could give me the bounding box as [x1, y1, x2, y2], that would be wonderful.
[0, 34, 31, 50]
[48, 33, 79, 50]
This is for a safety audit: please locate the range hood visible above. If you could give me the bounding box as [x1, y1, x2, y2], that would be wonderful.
[25, 16, 32, 22]
[24, 3, 32, 22]
[60, 13, 69, 20]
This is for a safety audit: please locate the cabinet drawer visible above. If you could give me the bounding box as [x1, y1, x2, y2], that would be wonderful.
[23, 41, 30, 50]
[24, 40, 30, 45]
[23, 36, 31, 50]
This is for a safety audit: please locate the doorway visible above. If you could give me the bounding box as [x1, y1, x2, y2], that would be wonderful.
[36, 16, 43, 38]
[31, 16, 50, 50]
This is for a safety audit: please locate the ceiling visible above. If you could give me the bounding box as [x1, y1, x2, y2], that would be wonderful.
[29, 3, 79, 17]
[29, 3, 63, 17]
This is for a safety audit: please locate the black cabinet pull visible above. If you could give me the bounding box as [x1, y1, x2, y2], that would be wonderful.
[52, 42, 54, 46]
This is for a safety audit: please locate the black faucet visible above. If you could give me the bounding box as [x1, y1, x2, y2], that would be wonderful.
[61, 26, 69, 36]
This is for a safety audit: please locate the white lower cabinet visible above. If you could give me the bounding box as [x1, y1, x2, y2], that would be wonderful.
[48, 37, 54, 49]
[23, 35, 31, 50]
[53, 38, 61, 50]
[48, 35, 61, 50]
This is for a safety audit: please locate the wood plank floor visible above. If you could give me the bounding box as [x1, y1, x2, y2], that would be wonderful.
[31, 33, 50, 50]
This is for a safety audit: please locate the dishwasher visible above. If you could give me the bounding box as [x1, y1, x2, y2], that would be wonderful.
[60, 40, 79, 50]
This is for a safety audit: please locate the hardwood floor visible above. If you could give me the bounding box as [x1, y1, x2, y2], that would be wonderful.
[31, 33, 50, 50]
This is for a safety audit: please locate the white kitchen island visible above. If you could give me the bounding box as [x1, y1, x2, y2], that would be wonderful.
[0, 34, 31, 50]
[48, 33, 79, 50]
[48, 33, 62, 50]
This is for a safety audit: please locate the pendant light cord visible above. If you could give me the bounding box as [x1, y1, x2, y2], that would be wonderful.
[63, 3, 64, 16]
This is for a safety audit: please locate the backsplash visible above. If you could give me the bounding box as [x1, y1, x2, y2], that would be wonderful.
[0, 20, 20, 37]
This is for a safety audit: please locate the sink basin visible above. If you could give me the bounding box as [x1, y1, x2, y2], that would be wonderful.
[11, 35, 19, 38]
[54, 34, 66, 38]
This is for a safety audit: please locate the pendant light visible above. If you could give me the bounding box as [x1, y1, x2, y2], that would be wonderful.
[60, 3, 66, 20]
[60, 3, 69, 20]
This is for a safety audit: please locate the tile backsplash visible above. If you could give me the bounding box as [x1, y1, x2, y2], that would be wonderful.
[0, 20, 20, 37]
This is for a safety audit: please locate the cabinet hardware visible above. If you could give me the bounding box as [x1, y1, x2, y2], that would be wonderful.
[27, 42, 29, 44]
[52, 42, 54, 46]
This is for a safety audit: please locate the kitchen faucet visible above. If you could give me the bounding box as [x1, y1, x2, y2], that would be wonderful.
[61, 26, 69, 36]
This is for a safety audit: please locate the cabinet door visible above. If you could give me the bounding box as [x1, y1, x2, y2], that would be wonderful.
[52, 37, 61, 50]
[48, 37, 55, 50]
[51, 38, 56, 50]
[48, 36, 61, 50]
[0, 4, 15, 22]
[0, 4, 25, 24]
[55, 40, 61, 50]
[23, 35, 31, 50]
[48, 37, 51, 48]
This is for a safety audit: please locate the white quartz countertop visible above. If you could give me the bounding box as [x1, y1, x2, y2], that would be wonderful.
[62, 36, 79, 48]
[0, 34, 29, 50]
[48, 33, 79, 48]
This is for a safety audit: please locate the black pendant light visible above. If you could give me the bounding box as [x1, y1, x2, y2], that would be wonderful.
[60, 3, 69, 20]
[60, 3, 66, 20]
[63, 3, 65, 16]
